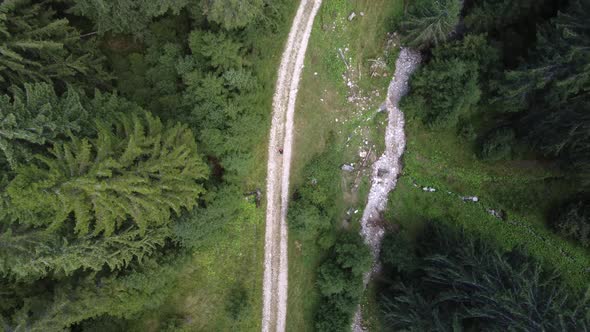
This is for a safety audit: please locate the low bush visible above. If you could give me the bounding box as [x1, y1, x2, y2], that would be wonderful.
[553, 199, 590, 247]
[314, 232, 372, 332]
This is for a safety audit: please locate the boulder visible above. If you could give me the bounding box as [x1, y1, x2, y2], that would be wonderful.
[341, 164, 355, 172]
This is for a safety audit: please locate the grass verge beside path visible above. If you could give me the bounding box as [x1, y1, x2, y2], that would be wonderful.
[287, 1, 404, 331]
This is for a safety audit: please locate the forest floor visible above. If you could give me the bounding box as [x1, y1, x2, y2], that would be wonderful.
[262, 1, 322, 331]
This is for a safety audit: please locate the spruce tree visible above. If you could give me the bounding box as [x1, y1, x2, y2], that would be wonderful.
[0, 83, 89, 169]
[0, 0, 109, 92]
[7, 111, 208, 236]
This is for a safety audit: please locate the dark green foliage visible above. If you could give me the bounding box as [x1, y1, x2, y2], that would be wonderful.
[0, 225, 171, 280]
[553, 199, 590, 247]
[0, 83, 88, 169]
[172, 186, 247, 249]
[225, 284, 249, 320]
[7, 111, 208, 236]
[465, 0, 558, 33]
[379, 223, 590, 331]
[401, 0, 461, 49]
[496, 0, 590, 182]
[288, 141, 341, 242]
[70, 0, 190, 37]
[315, 232, 372, 332]
[380, 232, 417, 273]
[403, 35, 499, 127]
[0, 0, 108, 92]
[188, 30, 244, 72]
[200, 0, 264, 30]
[0, 0, 291, 329]
[478, 127, 516, 160]
[404, 58, 480, 127]
[3, 256, 184, 332]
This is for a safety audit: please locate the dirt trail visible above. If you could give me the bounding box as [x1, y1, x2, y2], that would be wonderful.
[352, 48, 421, 332]
[262, 1, 322, 331]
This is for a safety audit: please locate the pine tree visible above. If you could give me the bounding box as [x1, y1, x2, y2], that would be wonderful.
[0, 0, 109, 92]
[381, 223, 590, 331]
[3, 255, 185, 332]
[70, 0, 190, 37]
[401, 0, 461, 49]
[0, 225, 171, 280]
[200, 0, 263, 30]
[0, 83, 89, 169]
[7, 111, 208, 236]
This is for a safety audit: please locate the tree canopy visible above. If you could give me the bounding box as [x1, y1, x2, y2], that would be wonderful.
[8, 111, 208, 236]
[0, 0, 108, 92]
[380, 223, 590, 331]
[401, 0, 461, 49]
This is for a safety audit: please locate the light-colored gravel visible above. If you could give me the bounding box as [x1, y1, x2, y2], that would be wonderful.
[262, 1, 322, 332]
[352, 48, 421, 332]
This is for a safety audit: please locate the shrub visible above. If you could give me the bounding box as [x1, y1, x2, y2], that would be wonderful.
[314, 232, 371, 332]
[478, 127, 516, 160]
[226, 284, 249, 320]
[381, 232, 417, 273]
[553, 199, 590, 247]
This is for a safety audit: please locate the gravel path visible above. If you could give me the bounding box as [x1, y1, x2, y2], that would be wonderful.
[352, 48, 421, 332]
[261, 1, 322, 331]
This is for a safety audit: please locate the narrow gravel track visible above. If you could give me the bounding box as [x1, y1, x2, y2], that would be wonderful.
[261, 1, 322, 331]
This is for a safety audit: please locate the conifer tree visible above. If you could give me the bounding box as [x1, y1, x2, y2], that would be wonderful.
[70, 0, 190, 37]
[401, 0, 461, 49]
[0, 83, 88, 169]
[7, 111, 208, 236]
[200, 0, 263, 30]
[0, 0, 109, 91]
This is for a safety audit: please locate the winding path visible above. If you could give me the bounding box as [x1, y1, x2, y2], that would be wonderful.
[261, 1, 322, 331]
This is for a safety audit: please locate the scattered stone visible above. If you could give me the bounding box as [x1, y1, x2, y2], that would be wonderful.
[360, 12, 365, 16]
[341, 164, 355, 172]
[422, 187, 436, 192]
[348, 12, 357, 21]
[359, 150, 368, 158]
[461, 196, 479, 202]
[487, 209, 505, 220]
[377, 168, 389, 177]
[314, 72, 318, 76]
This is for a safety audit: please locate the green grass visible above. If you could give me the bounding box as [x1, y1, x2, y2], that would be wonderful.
[387, 116, 590, 289]
[287, 0, 405, 331]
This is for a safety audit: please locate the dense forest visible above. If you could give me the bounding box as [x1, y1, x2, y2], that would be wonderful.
[379, 222, 590, 330]
[2, 0, 589, 330]
[0, 0, 291, 330]
[374, 0, 590, 329]
[402, 0, 589, 222]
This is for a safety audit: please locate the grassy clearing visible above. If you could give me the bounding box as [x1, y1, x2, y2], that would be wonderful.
[287, 0, 405, 331]
[387, 116, 590, 289]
